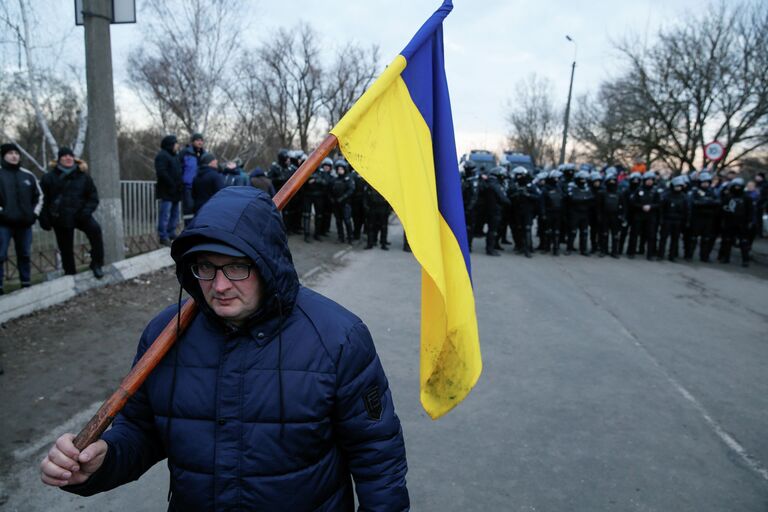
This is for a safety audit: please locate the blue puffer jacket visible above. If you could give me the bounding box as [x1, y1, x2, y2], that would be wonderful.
[65, 187, 409, 511]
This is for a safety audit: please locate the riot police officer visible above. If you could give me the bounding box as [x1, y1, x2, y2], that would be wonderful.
[269, 149, 295, 230]
[532, 170, 549, 251]
[621, 172, 642, 254]
[628, 171, 661, 260]
[719, 178, 753, 267]
[565, 170, 594, 256]
[461, 161, 481, 252]
[350, 168, 367, 241]
[484, 166, 511, 256]
[363, 181, 391, 250]
[685, 171, 719, 262]
[597, 169, 626, 258]
[588, 171, 603, 253]
[507, 166, 540, 258]
[329, 160, 355, 244]
[658, 175, 688, 261]
[540, 169, 564, 256]
[559, 163, 576, 245]
[302, 158, 331, 242]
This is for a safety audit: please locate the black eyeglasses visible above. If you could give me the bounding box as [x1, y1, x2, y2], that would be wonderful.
[190, 262, 253, 281]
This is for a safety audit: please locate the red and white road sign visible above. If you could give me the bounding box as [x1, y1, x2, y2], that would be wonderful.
[704, 141, 725, 162]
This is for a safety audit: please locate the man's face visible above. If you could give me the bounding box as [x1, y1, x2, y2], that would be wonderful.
[700, 181, 710, 189]
[644, 178, 654, 187]
[209, 159, 219, 169]
[3, 150, 20, 165]
[193, 139, 204, 150]
[59, 154, 75, 167]
[196, 252, 262, 325]
[173, 142, 180, 154]
[322, 164, 331, 173]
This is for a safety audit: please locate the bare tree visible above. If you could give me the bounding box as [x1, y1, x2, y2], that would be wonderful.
[127, 0, 242, 137]
[275, 23, 325, 152]
[615, 1, 768, 171]
[236, 41, 297, 154]
[322, 43, 380, 128]
[0, 0, 87, 170]
[234, 23, 327, 157]
[505, 74, 561, 167]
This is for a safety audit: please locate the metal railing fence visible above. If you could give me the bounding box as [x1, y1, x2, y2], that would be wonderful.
[2, 180, 175, 284]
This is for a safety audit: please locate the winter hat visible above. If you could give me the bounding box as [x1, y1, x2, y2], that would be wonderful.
[191, 133, 204, 142]
[161, 135, 178, 152]
[58, 147, 75, 160]
[199, 152, 217, 167]
[1, 143, 20, 159]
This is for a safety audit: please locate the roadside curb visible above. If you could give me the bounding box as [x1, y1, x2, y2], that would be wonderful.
[0, 248, 174, 325]
[0, 244, 360, 325]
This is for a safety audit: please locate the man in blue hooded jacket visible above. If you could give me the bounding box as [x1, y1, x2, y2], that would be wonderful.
[41, 187, 410, 511]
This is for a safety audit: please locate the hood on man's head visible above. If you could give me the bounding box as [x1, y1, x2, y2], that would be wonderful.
[161, 135, 178, 152]
[171, 187, 299, 323]
[199, 152, 217, 167]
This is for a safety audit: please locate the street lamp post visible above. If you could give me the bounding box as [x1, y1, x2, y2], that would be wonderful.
[80, 0, 134, 265]
[559, 35, 577, 166]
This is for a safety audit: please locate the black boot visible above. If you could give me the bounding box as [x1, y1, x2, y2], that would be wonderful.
[524, 231, 533, 258]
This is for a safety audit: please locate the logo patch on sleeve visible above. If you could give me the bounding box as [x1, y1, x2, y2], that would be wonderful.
[363, 386, 383, 420]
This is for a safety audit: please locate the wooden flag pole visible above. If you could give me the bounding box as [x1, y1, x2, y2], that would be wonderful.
[73, 134, 339, 450]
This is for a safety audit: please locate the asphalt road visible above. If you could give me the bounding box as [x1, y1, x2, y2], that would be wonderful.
[3, 223, 768, 511]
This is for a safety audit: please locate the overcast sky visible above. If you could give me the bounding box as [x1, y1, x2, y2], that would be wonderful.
[21, 0, 707, 156]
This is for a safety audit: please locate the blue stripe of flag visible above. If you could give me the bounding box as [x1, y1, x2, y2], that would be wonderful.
[399, 1, 472, 279]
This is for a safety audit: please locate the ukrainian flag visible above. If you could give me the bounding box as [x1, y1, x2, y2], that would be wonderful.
[330, 0, 481, 419]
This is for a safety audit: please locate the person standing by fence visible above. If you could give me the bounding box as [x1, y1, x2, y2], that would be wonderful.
[39, 147, 105, 279]
[0, 143, 43, 294]
[192, 153, 224, 215]
[154, 135, 183, 246]
[179, 133, 206, 226]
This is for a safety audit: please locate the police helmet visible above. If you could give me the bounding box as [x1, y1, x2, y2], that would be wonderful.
[548, 169, 563, 180]
[575, 170, 590, 180]
[321, 157, 333, 167]
[671, 176, 686, 188]
[729, 177, 745, 188]
[512, 166, 528, 177]
[464, 160, 477, 171]
[334, 159, 348, 171]
[535, 170, 548, 181]
[604, 166, 618, 178]
[629, 172, 642, 181]
[489, 166, 506, 178]
[698, 171, 713, 182]
[589, 171, 602, 182]
[643, 171, 657, 180]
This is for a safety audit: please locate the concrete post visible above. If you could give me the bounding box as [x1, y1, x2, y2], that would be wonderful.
[82, 0, 125, 264]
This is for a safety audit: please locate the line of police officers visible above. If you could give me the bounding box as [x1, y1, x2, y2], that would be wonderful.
[461, 162, 755, 267]
[266, 149, 392, 250]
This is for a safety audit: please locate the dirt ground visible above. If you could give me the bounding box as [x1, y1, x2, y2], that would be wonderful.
[0, 233, 364, 503]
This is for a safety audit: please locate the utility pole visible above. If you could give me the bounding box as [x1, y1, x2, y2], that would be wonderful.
[82, 0, 124, 264]
[559, 35, 577, 166]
